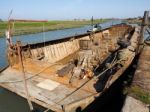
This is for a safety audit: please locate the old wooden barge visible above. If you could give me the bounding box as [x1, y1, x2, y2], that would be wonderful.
[0, 15, 146, 111]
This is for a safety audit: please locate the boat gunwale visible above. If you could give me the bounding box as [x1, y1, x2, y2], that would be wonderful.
[21, 23, 131, 49]
[21, 27, 109, 49]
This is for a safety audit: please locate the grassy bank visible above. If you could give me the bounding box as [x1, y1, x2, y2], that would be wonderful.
[0, 19, 107, 37]
[124, 19, 142, 25]
[125, 86, 150, 104]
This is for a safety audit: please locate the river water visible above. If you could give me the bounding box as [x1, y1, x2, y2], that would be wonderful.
[0, 20, 124, 112]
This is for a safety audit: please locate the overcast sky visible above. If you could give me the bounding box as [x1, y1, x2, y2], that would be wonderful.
[0, 0, 150, 20]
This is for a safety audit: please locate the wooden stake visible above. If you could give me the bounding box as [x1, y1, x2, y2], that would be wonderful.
[16, 41, 34, 111]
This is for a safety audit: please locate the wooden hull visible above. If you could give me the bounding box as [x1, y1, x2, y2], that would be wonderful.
[0, 24, 140, 112]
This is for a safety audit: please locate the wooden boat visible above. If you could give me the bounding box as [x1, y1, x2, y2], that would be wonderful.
[0, 21, 140, 112]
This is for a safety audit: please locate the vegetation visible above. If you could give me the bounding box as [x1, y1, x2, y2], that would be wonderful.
[125, 86, 150, 104]
[0, 19, 107, 37]
[124, 18, 142, 25]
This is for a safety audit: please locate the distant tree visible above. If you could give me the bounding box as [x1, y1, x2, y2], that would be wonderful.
[0, 19, 3, 22]
[126, 18, 132, 20]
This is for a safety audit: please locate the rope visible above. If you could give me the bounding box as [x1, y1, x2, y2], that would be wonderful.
[0, 64, 52, 83]
[16, 42, 34, 111]
[1, 47, 132, 112]
[0, 61, 63, 84]
[44, 54, 126, 112]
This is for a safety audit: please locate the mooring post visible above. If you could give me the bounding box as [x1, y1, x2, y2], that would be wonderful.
[140, 11, 149, 41]
[16, 41, 34, 112]
[137, 11, 150, 54]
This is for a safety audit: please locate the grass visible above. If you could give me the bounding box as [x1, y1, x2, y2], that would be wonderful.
[125, 86, 150, 104]
[124, 19, 142, 25]
[0, 19, 107, 37]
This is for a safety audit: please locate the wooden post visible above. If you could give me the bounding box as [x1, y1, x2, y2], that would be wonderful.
[16, 41, 34, 111]
[137, 11, 149, 54]
[140, 11, 149, 42]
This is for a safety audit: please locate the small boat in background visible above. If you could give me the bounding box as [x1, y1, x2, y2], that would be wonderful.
[87, 24, 102, 32]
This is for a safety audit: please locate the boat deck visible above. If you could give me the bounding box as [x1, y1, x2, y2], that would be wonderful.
[0, 66, 96, 111]
[0, 48, 134, 112]
[0, 50, 109, 111]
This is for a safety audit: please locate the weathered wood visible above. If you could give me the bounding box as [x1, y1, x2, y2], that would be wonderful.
[0, 68, 93, 111]
[1, 24, 137, 112]
[16, 41, 34, 111]
[57, 63, 75, 77]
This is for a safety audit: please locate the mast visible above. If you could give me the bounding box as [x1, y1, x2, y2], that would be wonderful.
[6, 10, 13, 47]
[91, 16, 94, 30]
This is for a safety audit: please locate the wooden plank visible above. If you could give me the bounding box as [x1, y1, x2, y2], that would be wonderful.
[37, 79, 60, 91]
[57, 63, 75, 77]
[0, 67, 93, 111]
